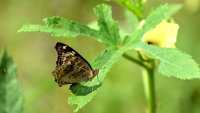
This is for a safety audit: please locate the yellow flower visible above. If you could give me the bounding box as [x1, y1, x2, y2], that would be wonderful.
[142, 20, 179, 48]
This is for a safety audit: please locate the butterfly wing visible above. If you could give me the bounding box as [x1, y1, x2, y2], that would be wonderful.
[52, 42, 98, 86]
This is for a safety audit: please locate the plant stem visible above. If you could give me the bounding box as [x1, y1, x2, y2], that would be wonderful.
[122, 53, 147, 68]
[142, 68, 156, 113]
[123, 54, 156, 113]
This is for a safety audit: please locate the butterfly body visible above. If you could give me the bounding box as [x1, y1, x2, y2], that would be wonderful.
[52, 42, 98, 87]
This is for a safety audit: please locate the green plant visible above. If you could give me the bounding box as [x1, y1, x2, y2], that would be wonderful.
[0, 51, 23, 113]
[18, 1, 200, 113]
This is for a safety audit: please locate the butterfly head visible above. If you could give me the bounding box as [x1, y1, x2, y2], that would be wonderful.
[92, 69, 99, 76]
[55, 42, 70, 53]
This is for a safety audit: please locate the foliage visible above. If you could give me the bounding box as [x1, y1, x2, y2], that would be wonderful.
[116, 0, 144, 19]
[123, 4, 182, 45]
[0, 51, 23, 113]
[18, 2, 200, 112]
[134, 42, 200, 79]
[69, 47, 126, 112]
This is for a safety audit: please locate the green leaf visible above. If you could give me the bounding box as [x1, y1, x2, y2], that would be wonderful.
[68, 91, 97, 112]
[119, 10, 139, 41]
[43, 17, 102, 39]
[18, 24, 75, 37]
[0, 51, 23, 113]
[124, 4, 182, 46]
[18, 16, 107, 44]
[68, 47, 125, 112]
[142, 4, 182, 36]
[116, 0, 144, 19]
[125, 10, 139, 31]
[135, 43, 200, 79]
[69, 84, 101, 96]
[94, 4, 121, 45]
[18, 4, 122, 46]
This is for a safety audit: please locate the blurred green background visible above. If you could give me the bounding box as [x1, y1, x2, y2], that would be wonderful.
[1, 0, 200, 113]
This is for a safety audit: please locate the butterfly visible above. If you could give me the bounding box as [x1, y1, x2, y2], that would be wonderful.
[52, 42, 99, 87]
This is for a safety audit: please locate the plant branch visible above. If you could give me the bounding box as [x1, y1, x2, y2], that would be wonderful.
[142, 67, 156, 113]
[123, 53, 156, 113]
[120, 1, 156, 112]
[122, 53, 147, 68]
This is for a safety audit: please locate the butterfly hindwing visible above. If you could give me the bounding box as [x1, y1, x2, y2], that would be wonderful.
[52, 42, 98, 87]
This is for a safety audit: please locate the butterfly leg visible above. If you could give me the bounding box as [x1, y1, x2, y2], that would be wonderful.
[57, 80, 63, 87]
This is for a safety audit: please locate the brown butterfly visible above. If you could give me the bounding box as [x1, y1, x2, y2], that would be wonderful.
[52, 42, 99, 87]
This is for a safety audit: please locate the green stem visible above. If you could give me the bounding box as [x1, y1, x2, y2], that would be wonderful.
[123, 54, 156, 113]
[122, 53, 147, 68]
[142, 68, 156, 113]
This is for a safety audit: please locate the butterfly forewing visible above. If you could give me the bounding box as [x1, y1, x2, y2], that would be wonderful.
[52, 42, 98, 87]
